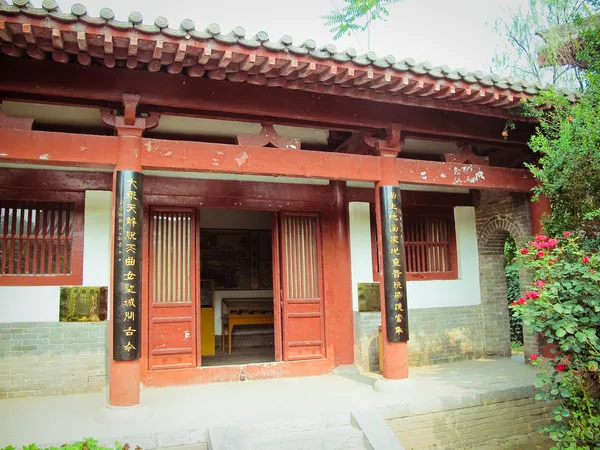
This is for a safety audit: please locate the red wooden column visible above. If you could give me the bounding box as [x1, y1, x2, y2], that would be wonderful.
[104, 96, 159, 407]
[530, 194, 552, 236]
[330, 181, 355, 366]
[375, 143, 409, 380]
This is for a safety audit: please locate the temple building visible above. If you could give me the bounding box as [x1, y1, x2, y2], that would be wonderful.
[0, 1, 560, 412]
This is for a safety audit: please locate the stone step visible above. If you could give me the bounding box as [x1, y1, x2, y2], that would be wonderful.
[245, 425, 367, 450]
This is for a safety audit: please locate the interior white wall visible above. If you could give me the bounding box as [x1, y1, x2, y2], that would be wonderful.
[0, 190, 112, 323]
[406, 207, 481, 309]
[200, 208, 274, 334]
[349, 203, 374, 311]
[348, 205, 482, 311]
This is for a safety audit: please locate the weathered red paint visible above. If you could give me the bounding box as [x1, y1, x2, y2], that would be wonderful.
[376, 146, 409, 380]
[530, 194, 552, 236]
[396, 158, 536, 192]
[140, 138, 381, 182]
[0, 128, 117, 168]
[347, 187, 474, 207]
[329, 181, 354, 366]
[0, 169, 112, 192]
[108, 119, 145, 407]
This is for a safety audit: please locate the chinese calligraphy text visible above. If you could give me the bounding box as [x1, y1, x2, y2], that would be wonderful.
[113, 170, 143, 361]
[379, 185, 409, 343]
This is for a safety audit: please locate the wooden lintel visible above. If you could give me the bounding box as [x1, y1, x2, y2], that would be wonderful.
[395, 158, 535, 191]
[0, 168, 112, 191]
[0, 128, 118, 168]
[347, 187, 474, 207]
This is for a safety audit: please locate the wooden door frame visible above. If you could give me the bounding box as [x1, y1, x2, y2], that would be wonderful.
[139, 179, 336, 386]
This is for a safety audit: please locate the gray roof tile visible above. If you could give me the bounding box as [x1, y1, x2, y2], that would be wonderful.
[0, 0, 579, 99]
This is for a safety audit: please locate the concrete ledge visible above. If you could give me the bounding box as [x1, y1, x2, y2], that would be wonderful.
[352, 410, 405, 450]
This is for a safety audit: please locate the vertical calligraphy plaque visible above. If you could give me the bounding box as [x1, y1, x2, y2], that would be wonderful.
[379, 185, 409, 343]
[113, 170, 143, 361]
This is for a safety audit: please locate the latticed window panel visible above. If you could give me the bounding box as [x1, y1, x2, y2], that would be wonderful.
[0, 201, 75, 276]
[403, 210, 457, 279]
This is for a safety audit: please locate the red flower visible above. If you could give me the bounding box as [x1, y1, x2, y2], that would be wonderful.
[530, 354, 538, 361]
[518, 298, 526, 305]
[583, 256, 590, 264]
[548, 238, 558, 247]
[521, 248, 529, 255]
[535, 235, 548, 242]
[511, 301, 518, 306]
[530, 291, 540, 300]
[563, 231, 572, 237]
[556, 363, 567, 372]
[537, 251, 545, 258]
[534, 280, 545, 290]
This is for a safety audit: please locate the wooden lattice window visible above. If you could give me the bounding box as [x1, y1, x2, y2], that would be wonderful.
[371, 206, 458, 281]
[403, 207, 458, 280]
[0, 192, 84, 286]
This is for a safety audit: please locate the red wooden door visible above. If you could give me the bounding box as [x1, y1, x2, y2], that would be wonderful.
[148, 207, 198, 370]
[280, 213, 325, 361]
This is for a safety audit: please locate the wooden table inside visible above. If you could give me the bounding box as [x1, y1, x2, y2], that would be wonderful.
[221, 298, 274, 354]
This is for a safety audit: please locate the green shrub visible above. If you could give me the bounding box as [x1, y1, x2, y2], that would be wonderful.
[1, 438, 139, 450]
[511, 233, 600, 449]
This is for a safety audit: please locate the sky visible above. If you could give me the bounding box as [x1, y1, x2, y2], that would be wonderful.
[48, 0, 530, 74]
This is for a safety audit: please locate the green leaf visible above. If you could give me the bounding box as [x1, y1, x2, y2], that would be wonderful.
[556, 328, 567, 338]
[588, 361, 598, 371]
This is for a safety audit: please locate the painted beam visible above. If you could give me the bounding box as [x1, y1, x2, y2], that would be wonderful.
[0, 168, 112, 191]
[0, 55, 536, 145]
[347, 187, 474, 206]
[0, 128, 118, 168]
[0, 129, 534, 191]
[396, 158, 535, 192]
[140, 138, 382, 182]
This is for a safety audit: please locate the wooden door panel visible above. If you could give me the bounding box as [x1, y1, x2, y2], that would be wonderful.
[280, 213, 325, 361]
[149, 208, 197, 370]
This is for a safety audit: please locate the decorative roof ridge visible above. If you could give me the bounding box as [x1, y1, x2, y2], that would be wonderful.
[0, 0, 584, 100]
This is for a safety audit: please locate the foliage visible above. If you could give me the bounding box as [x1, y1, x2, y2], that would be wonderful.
[1, 438, 138, 450]
[321, 0, 402, 50]
[511, 234, 600, 448]
[505, 236, 524, 344]
[489, 0, 597, 89]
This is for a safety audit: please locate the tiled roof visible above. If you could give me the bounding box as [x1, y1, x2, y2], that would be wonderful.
[0, 0, 583, 110]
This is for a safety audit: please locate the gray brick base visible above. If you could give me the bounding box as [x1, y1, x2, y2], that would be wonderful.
[0, 322, 107, 399]
[354, 306, 485, 371]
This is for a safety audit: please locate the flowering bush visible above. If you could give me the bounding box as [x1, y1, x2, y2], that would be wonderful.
[512, 233, 600, 448]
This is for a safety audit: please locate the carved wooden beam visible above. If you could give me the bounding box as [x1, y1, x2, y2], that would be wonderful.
[236, 123, 301, 149]
[100, 93, 160, 134]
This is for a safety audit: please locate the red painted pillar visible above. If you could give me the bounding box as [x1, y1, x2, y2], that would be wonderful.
[108, 124, 144, 407]
[530, 194, 551, 236]
[330, 181, 355, 366]
[376, 147, 408, 379]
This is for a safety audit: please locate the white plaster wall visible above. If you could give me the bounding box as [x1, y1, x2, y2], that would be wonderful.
[0, 190, 112, 323]
[348, 205, 482, 311]
[349, 202, 374, 311]
[406, 207, 481, 309]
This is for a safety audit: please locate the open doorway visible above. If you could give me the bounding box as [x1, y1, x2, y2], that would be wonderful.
[504, 235, 524, 359]
[198, 209, 276, 367]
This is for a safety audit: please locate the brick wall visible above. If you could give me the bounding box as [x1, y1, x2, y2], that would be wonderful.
[0, 322, 106, 398]
[475, 191, 535, 357]
[387, 395, 554, 449]
[354, 306, 485, 371]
